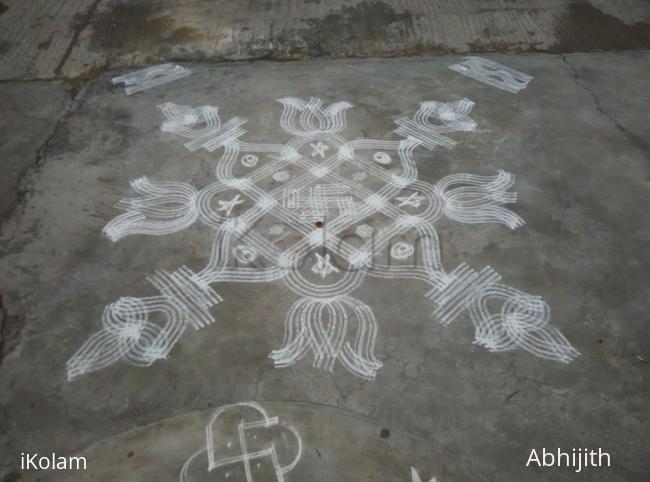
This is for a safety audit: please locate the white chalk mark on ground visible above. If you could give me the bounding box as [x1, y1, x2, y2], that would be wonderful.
[310, 141, 330, 158]
[283, 184, 357, 222]
[391, 242, 414, 259]
[355, 224, 374, 239]
[112, 64, 192, 95]
[373, 151, 392, 164]
[311, 253, 340, 278]
[217, 194, 245, 216]
[179, 402, 302, 482]
[411, 467, 437, 482]
[449, 57, 533, 93]
[67, 96, 578, 381]
[241, 154, 259, 167]
[396, 192, 425, 208]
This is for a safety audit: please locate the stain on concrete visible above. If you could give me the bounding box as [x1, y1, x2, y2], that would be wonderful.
[300, 1, 415, 57]
[553, 2, 650, 51]
[0, 2, 8, 16]
[100, 106, 137, 154]
[37, 36, 53, 50]
[0, 295, 25, 369]
[6, 0, 650, 81]
[466, 39, 543, 53]
[0, 81, 72, 222]
[78, 2, 150, 49]
[168, 25, 202, 43]
[0, 38, 13, 55]
[2, 471, 21, 482]
[87, 2, 203, 52]
[31, 0, 650, 79]
[46, 104, 135, 160]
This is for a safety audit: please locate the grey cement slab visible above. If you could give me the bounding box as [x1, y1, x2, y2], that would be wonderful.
[0, 80, 72, 218]
[3, 0, 650, 80]
[560, 51, 650, 154]
[0, 52, 649, 481]
[0, 0, 98, 80]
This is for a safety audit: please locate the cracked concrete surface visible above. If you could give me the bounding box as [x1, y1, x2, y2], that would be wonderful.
[0, 52, 648, 481]
[561, 52, 650, 155]
[0, 81, 74, 218]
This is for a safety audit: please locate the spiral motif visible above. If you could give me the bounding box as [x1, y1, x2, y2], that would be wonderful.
[240, 154, 258, 167]
[102, 297, 148, 336]
[469, 285, 579, 363]
[373, 151, 391, 164]
[390, 242, 414, 259]
[234, 245, 258, 264]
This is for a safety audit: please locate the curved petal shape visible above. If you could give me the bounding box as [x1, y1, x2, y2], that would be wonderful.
[277, 97, 352, 136]
[269, 296, 382, 379]
[435, 170, 525, 229]
[103, 177, 199, 241]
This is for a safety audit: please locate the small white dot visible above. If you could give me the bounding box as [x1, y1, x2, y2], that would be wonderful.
[273, 170, 290, 182]
[269, 224, 285, 236]
[241, 154, 258, 167]
[352, 171, 367, 181]
[373, 151, 391, 164]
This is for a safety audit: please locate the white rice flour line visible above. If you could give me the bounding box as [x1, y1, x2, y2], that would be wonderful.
[66, 96, 578, 381]
[111, 64, 192, 95]
[179, 401, 302, 482]
[449, 56, 533, 94]
[411, 467, 437, 482]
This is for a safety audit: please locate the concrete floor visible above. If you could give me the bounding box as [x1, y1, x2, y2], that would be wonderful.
[2, 0, 650, 80]
[1, 2, 649, 482]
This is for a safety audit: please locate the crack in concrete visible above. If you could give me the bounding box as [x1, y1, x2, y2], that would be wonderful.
[561, 53, 650, 155]
[54, 0, 103, 77]
[0, 80, 89, 368]
[0, 293, 25, 370]
[0, 76, 71, 84]
[0, 80, 85, 225]
[0, 294, 6, 368]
